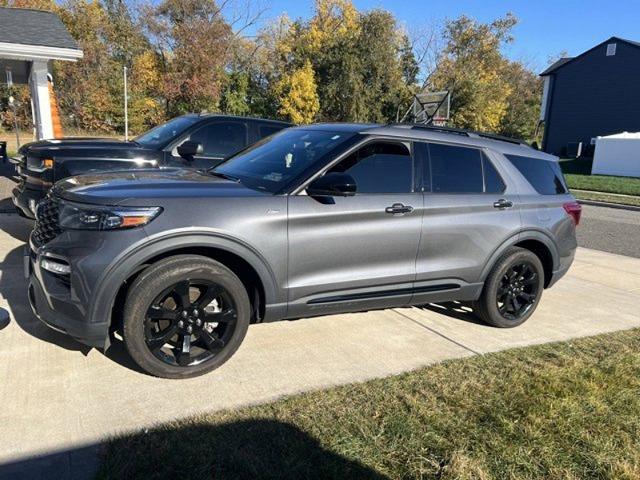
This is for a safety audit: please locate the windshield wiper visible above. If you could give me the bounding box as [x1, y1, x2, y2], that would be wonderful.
[208, 171, 240, 182]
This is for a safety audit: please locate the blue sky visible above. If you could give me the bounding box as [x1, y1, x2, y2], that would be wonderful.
[253, 0, 640, 72]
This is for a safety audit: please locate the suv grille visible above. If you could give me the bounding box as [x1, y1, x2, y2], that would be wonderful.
[32, 195, 62, 246]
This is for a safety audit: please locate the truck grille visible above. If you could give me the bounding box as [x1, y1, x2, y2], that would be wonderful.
[32, 194, 62, 246]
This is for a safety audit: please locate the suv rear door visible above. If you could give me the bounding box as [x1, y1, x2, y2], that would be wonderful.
[287, 139, 422, 318]
[412, 142, 522, 304]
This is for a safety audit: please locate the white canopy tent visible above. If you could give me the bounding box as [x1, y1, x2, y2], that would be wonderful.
[0, 7, 83, 140]
[592, 132, 640, 178]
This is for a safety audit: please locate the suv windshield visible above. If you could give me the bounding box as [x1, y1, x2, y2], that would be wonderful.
[134, 116, 200, 148]
[213, 129, 357, 193]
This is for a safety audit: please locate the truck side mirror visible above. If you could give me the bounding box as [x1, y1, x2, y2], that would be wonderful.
[177, 141, 203, 160]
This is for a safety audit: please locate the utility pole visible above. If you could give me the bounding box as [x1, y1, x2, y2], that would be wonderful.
[123, 66, 129, 141]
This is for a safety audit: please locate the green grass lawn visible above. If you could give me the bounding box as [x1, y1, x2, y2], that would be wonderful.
[565, 174, 640, 197]
[571, 190, 640, 207]
[98, 329, 640, 480]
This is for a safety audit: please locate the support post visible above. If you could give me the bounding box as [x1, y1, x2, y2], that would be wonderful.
[28, 60, 54, 140]
[124, 66, 129, 141]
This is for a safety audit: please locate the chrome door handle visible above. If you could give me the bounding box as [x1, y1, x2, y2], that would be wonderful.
[385, 203, 414, 215]
[493, 199, 513, 209]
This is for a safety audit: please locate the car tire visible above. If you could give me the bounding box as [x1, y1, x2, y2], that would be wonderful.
[474, 247, 545, 328]
[122, 255, 251, 379]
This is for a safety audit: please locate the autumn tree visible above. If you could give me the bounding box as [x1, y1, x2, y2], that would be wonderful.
[274, 60, 319, 123]
[143, 0, 234, 117]
[430, 14, 517, 132]
[264, 0, 414, 123]
[499, 61, 542, 140]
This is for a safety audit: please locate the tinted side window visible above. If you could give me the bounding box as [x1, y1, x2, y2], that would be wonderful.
[506, 154, 567, 195]
[189, 122, 248, 158]
[429, 143, 483, 193]
[330, 142, 413, 194]
[258, 124, 284, 139]
[483, 154, 506, 193]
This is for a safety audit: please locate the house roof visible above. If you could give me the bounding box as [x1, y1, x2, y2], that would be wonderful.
[0, 7, 78, 50]
[540, 37, 640, 76]
[539, 57, 573, 76]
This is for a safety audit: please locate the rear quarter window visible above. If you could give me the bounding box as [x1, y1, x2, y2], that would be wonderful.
[505, 154, 567, 195]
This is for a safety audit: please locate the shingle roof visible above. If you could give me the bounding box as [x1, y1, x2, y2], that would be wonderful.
[539, 37, 640, 76]
[0, 7, 79, 50]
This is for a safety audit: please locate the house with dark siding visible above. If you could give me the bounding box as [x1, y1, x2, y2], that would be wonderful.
[539, 37, 640, 156]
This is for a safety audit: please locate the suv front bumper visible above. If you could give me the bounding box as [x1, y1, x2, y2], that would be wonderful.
[26, 245, 110, 349]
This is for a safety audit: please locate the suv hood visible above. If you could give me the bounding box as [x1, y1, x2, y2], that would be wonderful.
[53, 168, 268, 205]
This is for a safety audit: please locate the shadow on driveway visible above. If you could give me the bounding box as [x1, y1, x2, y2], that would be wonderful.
[415, 301, 485, 326]
[0, 419, 388, 480]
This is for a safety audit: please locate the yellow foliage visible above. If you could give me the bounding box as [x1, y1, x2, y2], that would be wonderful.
[305, 0, 359, 51]
[275, 60, 319, 124]
[131, 51, 161, 94]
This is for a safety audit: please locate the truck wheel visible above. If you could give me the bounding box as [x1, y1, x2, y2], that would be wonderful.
[122, 255, 250, 379]
[474, 247, 544, 328]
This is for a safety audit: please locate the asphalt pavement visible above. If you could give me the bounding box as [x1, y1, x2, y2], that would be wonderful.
[577, 204, 640, 258]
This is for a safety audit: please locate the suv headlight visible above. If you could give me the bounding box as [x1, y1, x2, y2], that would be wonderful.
[58, 201, 162, 231]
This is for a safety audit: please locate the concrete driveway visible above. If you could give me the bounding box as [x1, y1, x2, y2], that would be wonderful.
[1, 213, 640, 477]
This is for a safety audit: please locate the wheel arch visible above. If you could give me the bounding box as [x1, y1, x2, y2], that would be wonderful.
[480, 230, 560, 288]
[89, 232, 280, 339]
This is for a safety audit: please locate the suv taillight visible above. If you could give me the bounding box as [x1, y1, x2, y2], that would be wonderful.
[563, 202, 582, 226]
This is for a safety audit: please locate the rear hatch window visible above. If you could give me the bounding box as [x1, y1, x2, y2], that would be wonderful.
[505, 154, 568, 195]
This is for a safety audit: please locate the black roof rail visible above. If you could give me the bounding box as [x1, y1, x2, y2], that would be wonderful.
[385, 122, 529, 146]
[386, 122, 470, 137]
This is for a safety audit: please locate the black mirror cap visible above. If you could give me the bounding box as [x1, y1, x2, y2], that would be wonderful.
[177, 141, 203, 159]
[307, 172, 357, 197]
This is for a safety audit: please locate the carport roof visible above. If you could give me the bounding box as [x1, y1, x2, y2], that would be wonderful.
[0, 7, 78, 49]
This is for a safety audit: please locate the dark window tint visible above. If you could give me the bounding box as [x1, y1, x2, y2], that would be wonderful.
[134, 115, 199, 148]
[189, 122, 247, 158]
[258, 124, 283, 139]
[330, 142, 413, 194]
[429, 143, 483, 193]
[482, 154, 506, 193]
[506, 154, 567, 195]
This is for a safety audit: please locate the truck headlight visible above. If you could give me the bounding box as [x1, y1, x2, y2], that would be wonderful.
[27, 156, 54, 172]
[58, 201, 162, 231]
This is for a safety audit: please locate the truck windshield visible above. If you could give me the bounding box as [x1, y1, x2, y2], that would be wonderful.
[134, 116, 200, 148]
[213, 129, 357, 193]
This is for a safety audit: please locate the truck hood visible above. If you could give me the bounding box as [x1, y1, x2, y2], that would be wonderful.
[53, 168, 268, 205]
[17, 138, 162, 164]
[19, 137, 138, 153]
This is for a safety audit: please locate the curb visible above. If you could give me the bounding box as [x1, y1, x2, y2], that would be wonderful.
[577, 199, 640, 212]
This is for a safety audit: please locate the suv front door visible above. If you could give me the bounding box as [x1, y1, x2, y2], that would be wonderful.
[287, 140, 423, 318]
[412, 142, 522, 304]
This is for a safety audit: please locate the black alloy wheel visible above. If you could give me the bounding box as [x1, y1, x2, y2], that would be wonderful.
[474, 247, 545, 328]
[496, 262, 540, 321]
[123, 255, 251, 379]
[144, 279, 238, 367]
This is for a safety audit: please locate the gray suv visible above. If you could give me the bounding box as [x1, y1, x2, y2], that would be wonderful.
[26, 124, 580, 378]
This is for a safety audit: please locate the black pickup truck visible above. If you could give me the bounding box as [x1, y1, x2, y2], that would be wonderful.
[12, 114, 291, 217]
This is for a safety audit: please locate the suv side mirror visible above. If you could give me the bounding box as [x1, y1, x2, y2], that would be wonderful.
[177, 141, 203, 160]
[307, 172, 357, 197]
